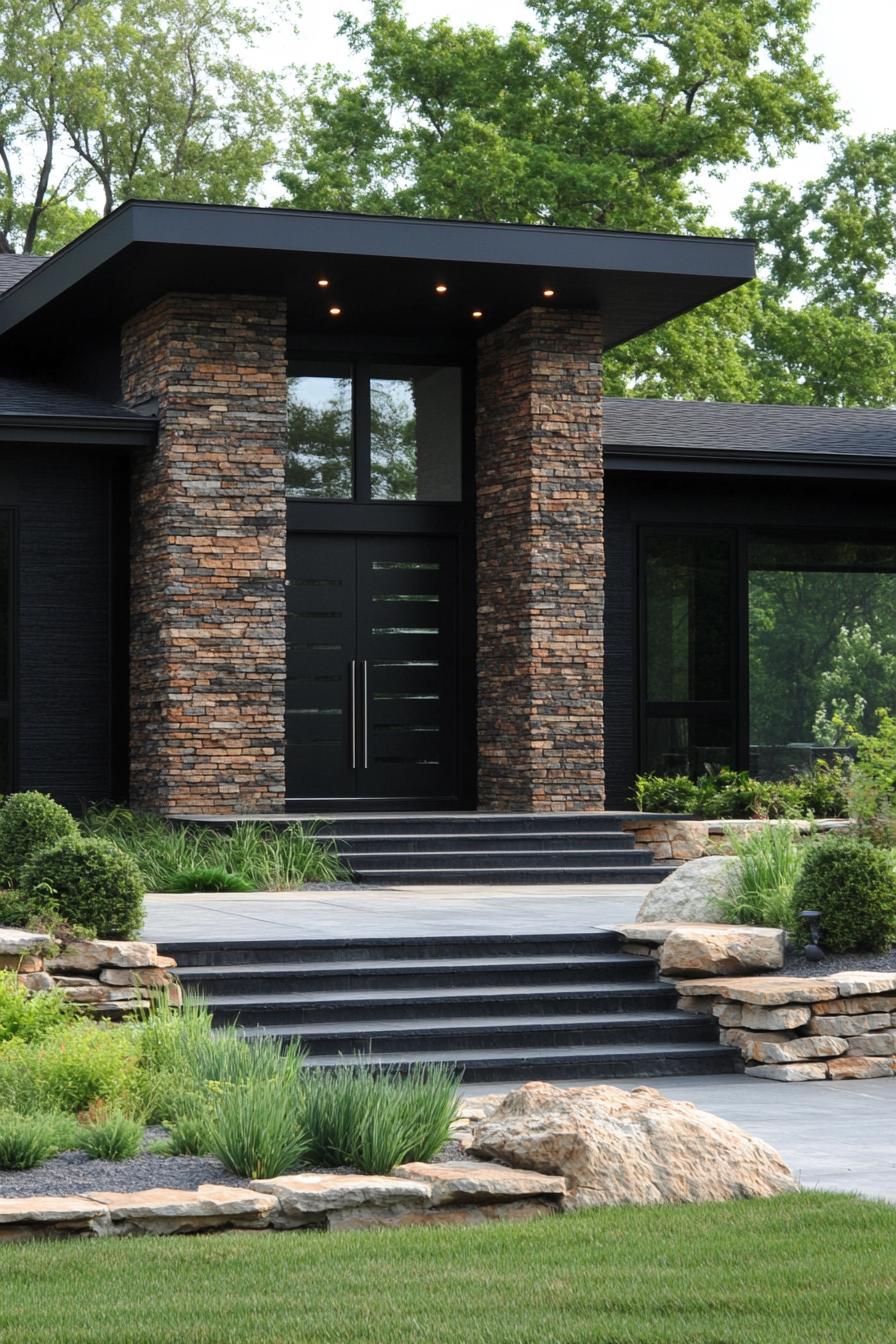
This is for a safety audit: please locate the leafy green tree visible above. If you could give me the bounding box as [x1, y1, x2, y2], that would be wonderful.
[281, 0, 837, 233]
[0, 0, 288, 253]
[749, 571, 896, 746]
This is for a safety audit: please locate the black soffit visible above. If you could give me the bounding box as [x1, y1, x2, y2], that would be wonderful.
[0, 200, 755, 355]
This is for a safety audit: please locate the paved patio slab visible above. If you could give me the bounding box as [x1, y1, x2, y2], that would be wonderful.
[141, 885, 649, 943]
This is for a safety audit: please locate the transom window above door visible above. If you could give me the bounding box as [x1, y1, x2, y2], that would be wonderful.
[287, 360, 463, 502]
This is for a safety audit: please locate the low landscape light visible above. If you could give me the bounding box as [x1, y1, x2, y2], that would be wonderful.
[472, 309, 483, 318]
[329, 306, 342, 316]
[435, 283, 448, 294]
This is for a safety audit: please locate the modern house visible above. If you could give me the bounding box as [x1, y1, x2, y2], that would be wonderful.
[1, 200, 895, 819]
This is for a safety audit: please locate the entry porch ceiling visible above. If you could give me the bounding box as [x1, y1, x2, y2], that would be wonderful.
[0, 200, 755, 360]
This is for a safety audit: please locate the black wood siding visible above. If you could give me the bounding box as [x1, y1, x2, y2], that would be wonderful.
[0, 447, 127, 809]
[603, 471, 896, 809]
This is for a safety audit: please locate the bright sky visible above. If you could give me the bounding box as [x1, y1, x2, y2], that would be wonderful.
[257, 0, 896, 228]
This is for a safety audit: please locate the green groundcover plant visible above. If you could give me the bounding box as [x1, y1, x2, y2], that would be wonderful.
[0, 988, 461, 1181]
[633, 762, 850, 820]
[0, 972, 75, 1046]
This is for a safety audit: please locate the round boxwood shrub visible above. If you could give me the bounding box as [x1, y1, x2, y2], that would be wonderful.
[792, 836, 896, 954]
[0, 791, 78, 886]
[20, 836, 145, 940]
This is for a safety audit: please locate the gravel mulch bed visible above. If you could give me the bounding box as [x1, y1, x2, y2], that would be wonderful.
[0, 1130, 464, 1200]
[770, 947, 896, 979]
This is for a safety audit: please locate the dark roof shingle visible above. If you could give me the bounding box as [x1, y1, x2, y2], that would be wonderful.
[0, 374, 147, 420]
[603, 397, 896, 461]
[0, 254, 46, 295]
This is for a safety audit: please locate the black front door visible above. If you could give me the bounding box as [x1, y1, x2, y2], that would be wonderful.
[287, 533, 460, 806]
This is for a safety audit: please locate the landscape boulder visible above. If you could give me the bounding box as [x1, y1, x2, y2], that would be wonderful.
[658, 924, 785, 978]
[635, 857, 739, 924]
[469, 1081, 798, 1209]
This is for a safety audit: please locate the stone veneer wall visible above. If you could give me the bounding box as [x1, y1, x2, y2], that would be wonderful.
[476, 308, 604, 811]
[121, 294, 287, 814]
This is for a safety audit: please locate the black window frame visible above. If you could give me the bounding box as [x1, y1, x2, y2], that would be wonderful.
[637, 521, 896, 780]
[0, 509, 14, 794]
[637, 523, 740, 778]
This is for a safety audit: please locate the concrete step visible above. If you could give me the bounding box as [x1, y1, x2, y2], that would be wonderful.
[159, 931, 623, 967]
[175, 951, 658, 997]
[198, 981, 680, 1026]
[235, 1010, 719, 1054]
[342, 848, 654, 870]
[292, 1040, 741, 1083]
[348, 864, 675, 885]
[331, 831, 640, 853]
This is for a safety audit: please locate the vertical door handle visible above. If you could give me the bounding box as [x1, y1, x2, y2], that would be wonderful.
[350, 660, 357, 768]
[362, 659, 369, 769]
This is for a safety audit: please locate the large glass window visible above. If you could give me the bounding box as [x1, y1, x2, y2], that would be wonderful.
[286, 363, 353, 499]
[644, 534, 731, 702]
[639, 526, 896, 783]
[370, 366, 462, 501]
[286, 361, 463, 502]
[0, 514, 11, 793]
[749, 534, 896, 777]
[640, 529, 736, 777]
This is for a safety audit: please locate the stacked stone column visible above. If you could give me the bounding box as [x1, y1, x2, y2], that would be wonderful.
[121, 293, 287, 814]
[476, 308, 604, 811]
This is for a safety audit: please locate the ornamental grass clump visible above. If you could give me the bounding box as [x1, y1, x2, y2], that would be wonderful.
[21, 835, 145, 940]
[80, 807, 347, 892]
[80, 1109, 143, 1161]
[0, 790, 78, 886]
[793, 836, 896, 953]
[298, 1063, 460, 1175]
[0, 1109, 80, 1170]
[205, 1076, 309, 1180]
[718, 823, 806, 933]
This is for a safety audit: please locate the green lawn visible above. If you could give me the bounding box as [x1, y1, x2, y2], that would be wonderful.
[0, 1193, 893, 1343]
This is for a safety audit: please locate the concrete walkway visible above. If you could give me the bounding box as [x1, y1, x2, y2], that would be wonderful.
[141, 883, 896, 1204]
[141, 883, 649, 942]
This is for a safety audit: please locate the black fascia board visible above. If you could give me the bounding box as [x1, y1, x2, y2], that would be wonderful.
[0, 199, 756, 351]
[0, 412, 158, 448]
[605, 446, 896, 480]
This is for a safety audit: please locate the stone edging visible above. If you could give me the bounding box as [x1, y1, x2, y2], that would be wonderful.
[0, 928, 180, 1016]
[0, 1162, 565, 1241]
[621, 817, 852, 866]
[616, 921, 896, 1082]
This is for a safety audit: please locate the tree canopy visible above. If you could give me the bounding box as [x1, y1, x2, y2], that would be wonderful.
[279, 0, 896, 409]
[0, 0, 287, 253]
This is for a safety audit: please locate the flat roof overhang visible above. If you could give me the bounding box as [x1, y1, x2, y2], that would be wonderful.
[0, 200, 755, 360]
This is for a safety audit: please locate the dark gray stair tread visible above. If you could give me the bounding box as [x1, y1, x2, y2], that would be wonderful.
[349, 870, 666, 881]
[331, 833, 635, 843]
[351, 866, 674, 882]
[176, 952, 650, 978]
[250, 1011, 706, 1037]
[344, 849, 650, 859]
[198, 980, 671, 1008]
[277, 1040, 736, 1063]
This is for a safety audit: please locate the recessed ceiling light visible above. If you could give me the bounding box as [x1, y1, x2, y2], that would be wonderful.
[435, 284, 448, 294]
[329, 306, 342, 316]
[472, 309, 483, 319]
[318, 278, 329, 287]
[543, 288, 555, 298]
